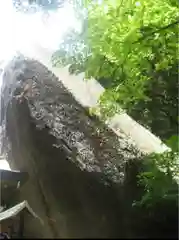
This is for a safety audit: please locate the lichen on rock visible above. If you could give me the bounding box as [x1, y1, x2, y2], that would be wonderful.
[0, 54, 143, 238]
[0, 54, 141, 183]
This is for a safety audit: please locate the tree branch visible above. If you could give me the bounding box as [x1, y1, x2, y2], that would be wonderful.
[134, 19, 179, 44]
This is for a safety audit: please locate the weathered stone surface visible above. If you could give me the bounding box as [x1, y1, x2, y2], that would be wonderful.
[25, 43, 169, 155]
[0, 55, 177, 238]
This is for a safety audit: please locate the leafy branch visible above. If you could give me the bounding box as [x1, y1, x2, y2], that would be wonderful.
[134, 19, 179, 43]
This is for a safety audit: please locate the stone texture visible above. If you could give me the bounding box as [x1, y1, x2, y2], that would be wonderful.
[0, 55, 177, 238]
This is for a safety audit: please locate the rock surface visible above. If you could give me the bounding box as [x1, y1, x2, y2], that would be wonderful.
[0, 55, 177, 238]
[23, 43, 169, 155]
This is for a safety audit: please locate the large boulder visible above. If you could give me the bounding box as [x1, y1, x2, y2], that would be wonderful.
[0, 55, 176, 238]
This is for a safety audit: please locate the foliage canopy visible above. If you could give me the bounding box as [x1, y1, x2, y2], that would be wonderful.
[135, 138, 179, 207]
[52, 0, 179, 140]
[51, 1, 179, 211]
